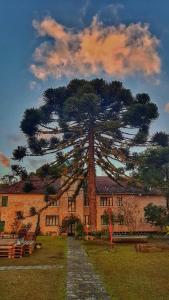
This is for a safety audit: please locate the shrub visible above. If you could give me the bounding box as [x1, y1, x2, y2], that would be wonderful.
[92, 231, 102, 238]
[75, 223, 84, 237]
[101, 230, 109, 240]
[144, 203, 169, 229]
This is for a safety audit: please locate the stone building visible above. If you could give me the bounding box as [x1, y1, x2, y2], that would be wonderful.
[0, 176, 166, 235]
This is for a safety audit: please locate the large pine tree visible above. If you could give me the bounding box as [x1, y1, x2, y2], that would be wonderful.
[13, 79, 159, 230]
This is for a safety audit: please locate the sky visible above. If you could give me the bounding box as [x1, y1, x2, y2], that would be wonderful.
[0, 0, 169, 176]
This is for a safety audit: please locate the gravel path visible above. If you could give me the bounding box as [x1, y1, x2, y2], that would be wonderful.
[67, 238, 110, 300]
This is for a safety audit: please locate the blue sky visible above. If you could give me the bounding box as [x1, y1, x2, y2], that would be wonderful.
[0, 0, 169, 176]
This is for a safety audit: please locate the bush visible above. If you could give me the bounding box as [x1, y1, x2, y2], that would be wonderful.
[101, 230, 110, 240]
[144, 203, 169, 229]
[75, 223, 84, 237]
[92, 231, 102, 238]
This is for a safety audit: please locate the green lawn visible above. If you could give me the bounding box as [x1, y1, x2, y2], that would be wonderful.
[0, 236, 67, 300]
[84, 240, 169, 300]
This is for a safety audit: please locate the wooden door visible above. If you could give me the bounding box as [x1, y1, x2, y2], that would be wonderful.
[68, 223, 76, 236]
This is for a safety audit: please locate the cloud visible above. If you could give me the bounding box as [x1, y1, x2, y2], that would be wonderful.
[29, 80, 38, 90]
[30, 16, 161, 80]
[28, 158, 47, 169]
[164, 103, 169, 112]
[80, 0, 91, 20]
[6, 133, 25, 147]
[0, 153, 10, 168]
[97, 3, 124, 23]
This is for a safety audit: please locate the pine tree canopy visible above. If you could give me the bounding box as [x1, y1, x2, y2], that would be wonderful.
[12, 78, 161, 226]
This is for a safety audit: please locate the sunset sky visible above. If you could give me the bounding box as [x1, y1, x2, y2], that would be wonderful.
[0, 0, 169, 176]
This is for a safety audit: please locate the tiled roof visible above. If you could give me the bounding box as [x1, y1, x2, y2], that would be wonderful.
[0, 175, 159, 195]
[96, 176, 159, 195]
[0, 175, 61, 194]
[96, 176, 124, 194]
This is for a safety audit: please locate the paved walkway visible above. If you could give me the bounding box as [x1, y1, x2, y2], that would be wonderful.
[67, 238, 110, 300]
[0, 265, 63, 271]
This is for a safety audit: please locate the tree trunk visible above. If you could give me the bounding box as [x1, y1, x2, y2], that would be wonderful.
[35, 213, 41, 236]
[87, 127, 97, 230]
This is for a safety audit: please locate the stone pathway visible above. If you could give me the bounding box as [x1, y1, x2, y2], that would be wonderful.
[0, 265, 63, 271]
[67, 238, 110, 300]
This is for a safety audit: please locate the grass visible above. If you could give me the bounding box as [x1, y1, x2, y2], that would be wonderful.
[0, 236, 67, 300]
[84, 240, 169, 300]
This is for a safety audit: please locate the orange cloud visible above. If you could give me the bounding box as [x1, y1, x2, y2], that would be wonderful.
[164, 103, 169, 113]
[31, 16, 161, 80]
[0, 153, 10, 168]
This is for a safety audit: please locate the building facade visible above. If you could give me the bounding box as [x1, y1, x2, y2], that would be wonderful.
[0, 176, 166, 235]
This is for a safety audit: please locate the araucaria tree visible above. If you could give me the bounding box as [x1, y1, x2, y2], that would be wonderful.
[13, 79, 159, 230]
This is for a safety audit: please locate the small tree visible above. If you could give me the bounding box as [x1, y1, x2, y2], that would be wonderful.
[118, 199, 140, 233]
[144, 203, 169, 230]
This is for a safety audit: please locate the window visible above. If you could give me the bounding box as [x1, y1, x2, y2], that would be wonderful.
[101, 215, 107, 225]
[84, 194, 89, 207]
[116, 196, 123, 206]
[68, 197, 76, 212]
[100, 196, 113, 207]
[117, 214, 124, 225]
[84, 215, 90, 225]
[45, 215, 59, 226]
[2, 196, 8, 207]
[49, 199, 60, 206]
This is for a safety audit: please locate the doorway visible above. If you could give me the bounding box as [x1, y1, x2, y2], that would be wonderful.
[67, 223, 76, 236]
[61, 215, 81, 236]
